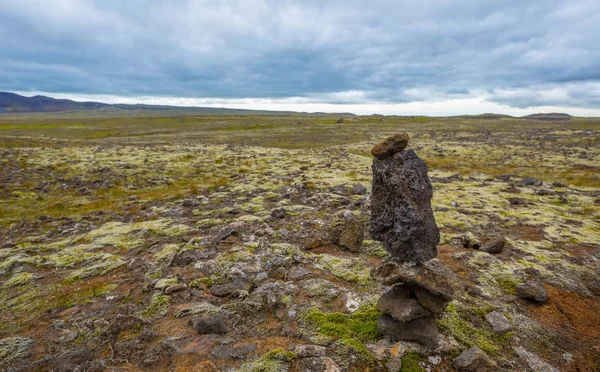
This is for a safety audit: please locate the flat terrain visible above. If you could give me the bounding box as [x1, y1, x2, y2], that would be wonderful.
[1, 112, 599, 371]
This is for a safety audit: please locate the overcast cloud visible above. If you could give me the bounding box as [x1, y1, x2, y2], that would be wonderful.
[2, 0, 600, 115]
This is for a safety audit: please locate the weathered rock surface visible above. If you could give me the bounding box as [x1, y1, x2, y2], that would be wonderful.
[297, 356, 342, 372]
[189, 315, 228, 335]
[484, 311, 512, 333]
[453, 346, 497, 371]
[370, 145, 439, 262]
[516, 268, 548, 302]
[376, 284, 429, 322]
[371, 259, 465, 300]
[377, 314, 439, 348]
[329, 210, 364, 252]
[514, 347, 559, 372]
[411, 285, 450, 314]
[291, 344, 327, 358]
[481, 238, 505, 254]
[371, 133, 410, 160]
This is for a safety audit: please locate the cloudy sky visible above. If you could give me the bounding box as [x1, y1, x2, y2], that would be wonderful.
[1, 0, 599, 115]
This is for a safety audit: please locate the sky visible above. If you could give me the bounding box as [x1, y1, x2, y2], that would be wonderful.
[1, 0, 600, 116]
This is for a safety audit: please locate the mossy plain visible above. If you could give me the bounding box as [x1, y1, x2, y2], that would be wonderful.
[0, 111, 599, 370]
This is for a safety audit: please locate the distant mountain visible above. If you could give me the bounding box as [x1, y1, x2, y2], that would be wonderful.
[522, 113, 572, 121]
[0, 92, 354, 115]
[0, 92, 111, 113]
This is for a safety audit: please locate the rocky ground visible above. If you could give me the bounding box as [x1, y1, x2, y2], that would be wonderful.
[0, 114, 599, 371]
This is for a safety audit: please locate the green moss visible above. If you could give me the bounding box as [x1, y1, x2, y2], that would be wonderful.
[174, 302, 221, 318]
[400, 352, 427, 372]
[491, 273, 520, 295]
[437, 302, 511, 355]
[4, 272, 34, 287]
[141, 292, 169, 319]
[317, 254, 371, 285]
[304, 304, 380, 360]
[239, 348, 297, 372]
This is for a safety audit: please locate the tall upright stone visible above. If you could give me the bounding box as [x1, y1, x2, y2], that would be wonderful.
[369, 133, 462, 349]
[370, 135, 440, 263]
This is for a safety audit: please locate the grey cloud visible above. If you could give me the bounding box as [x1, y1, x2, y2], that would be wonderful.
[0, 0, 599, 108]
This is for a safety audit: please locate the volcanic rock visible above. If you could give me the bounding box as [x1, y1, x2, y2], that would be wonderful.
[370, 144, 439, 262]
[371, 259, 464, 301]
[377, 314, 439, 348]
[376, 284, 429, 322]
[189, 315, 228, 335]
[481, 238, 505, 254]
[453, 346, 497, 371]
[484, 311, 512, 334]
[329, 210, 364, 252]
[371, 133, 410, 160]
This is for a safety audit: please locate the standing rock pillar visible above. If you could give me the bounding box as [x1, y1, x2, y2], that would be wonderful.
[370, 133, 464, 348]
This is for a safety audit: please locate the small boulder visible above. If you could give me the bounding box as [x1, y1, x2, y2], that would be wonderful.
[376, 285, 429, 322]
[371, 259, 465, 301]
[453, 346, 497, 371]
[481, 239, 505, 254]
[351, 183, 367, 195]
[377, 314, 439, 349]
[189, 315, 228, 335]
[371, 133, 410, 160]
[484, 311, 512, 334]
[516, 280, 548, 302]
[210, 277, 252, 298]
[329, 211, 364, 252]
[297, 356, 342, 372]
[411, 285, 450, 314]
[165, 283, 186, 295]
[514, 346, 559, 372]
[212, 343, 257, 360]
[271, 208, 287, 219]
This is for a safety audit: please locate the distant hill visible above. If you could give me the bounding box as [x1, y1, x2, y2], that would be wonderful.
[0, 92, 354, 116]
[522, 113, 572, 121]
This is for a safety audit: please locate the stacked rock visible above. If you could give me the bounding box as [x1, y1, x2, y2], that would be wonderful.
[370, 133, 464, 348]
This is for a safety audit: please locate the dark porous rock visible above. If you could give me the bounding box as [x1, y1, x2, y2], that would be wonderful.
[329, 210, 364, 252]
[411, 285, 450, 314]
[297, 356, 342, 372]
[371, 259, 464, 301]
[210, 277, 252, 297]
[519, 177, 543, 187]
[378, 314, 439, 348]
[271, 208, 287, 219]
[371, 133, 410, 160]
[453, 346, 497, 371]
[212, 343, 257, 360]
[351, 183, 367, 195]
[182, 199, 200, 207]
[481, 238, 505, 254]
[484, 311, 512, 334]
[376, 284, 429, 322]
[25, 348, 94, 372]
[291, 344, 327, 358]
[189, 315, 228, 335]
[516, 268, 548, 302]
[370, 148, 439, 262]
[516, 280, 548, 302]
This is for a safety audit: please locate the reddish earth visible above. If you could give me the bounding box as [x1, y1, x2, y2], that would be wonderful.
[527, 285, 600, 371]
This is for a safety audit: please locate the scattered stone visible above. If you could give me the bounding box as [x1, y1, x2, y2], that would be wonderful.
[371, 259, 464, 301]
[385, 356, 403, 372]
[370, 146, 439, 262]
[212, 343, 257, 360]
[329, 210, 364, 252]
[514, 346, 560, 372]
[481, 238, 505, 254]
[189, 315, 228, 335]
[351, 183, 367, 195]
[516, 269, 548, 302]
[25, 348, 94, 371]
[376, 285, 429, 322]
[297, 356, 342, 372]
[271, 208, 287, 219]
[453, 346, 497, 371]
[520, 177, 543, 187]
[165, 283, 187, 295]
[371, 133, 410, 160]
[484, 311, 512, 333]
[450, 234, 481, 249]
[182, 199, 200, 207]
[377, 314, 439, 349]
[291, 344, 327, 358]
[288, 267, 313, 280]
[269, 266, 288, 280]
[210, 277, 252, 297]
